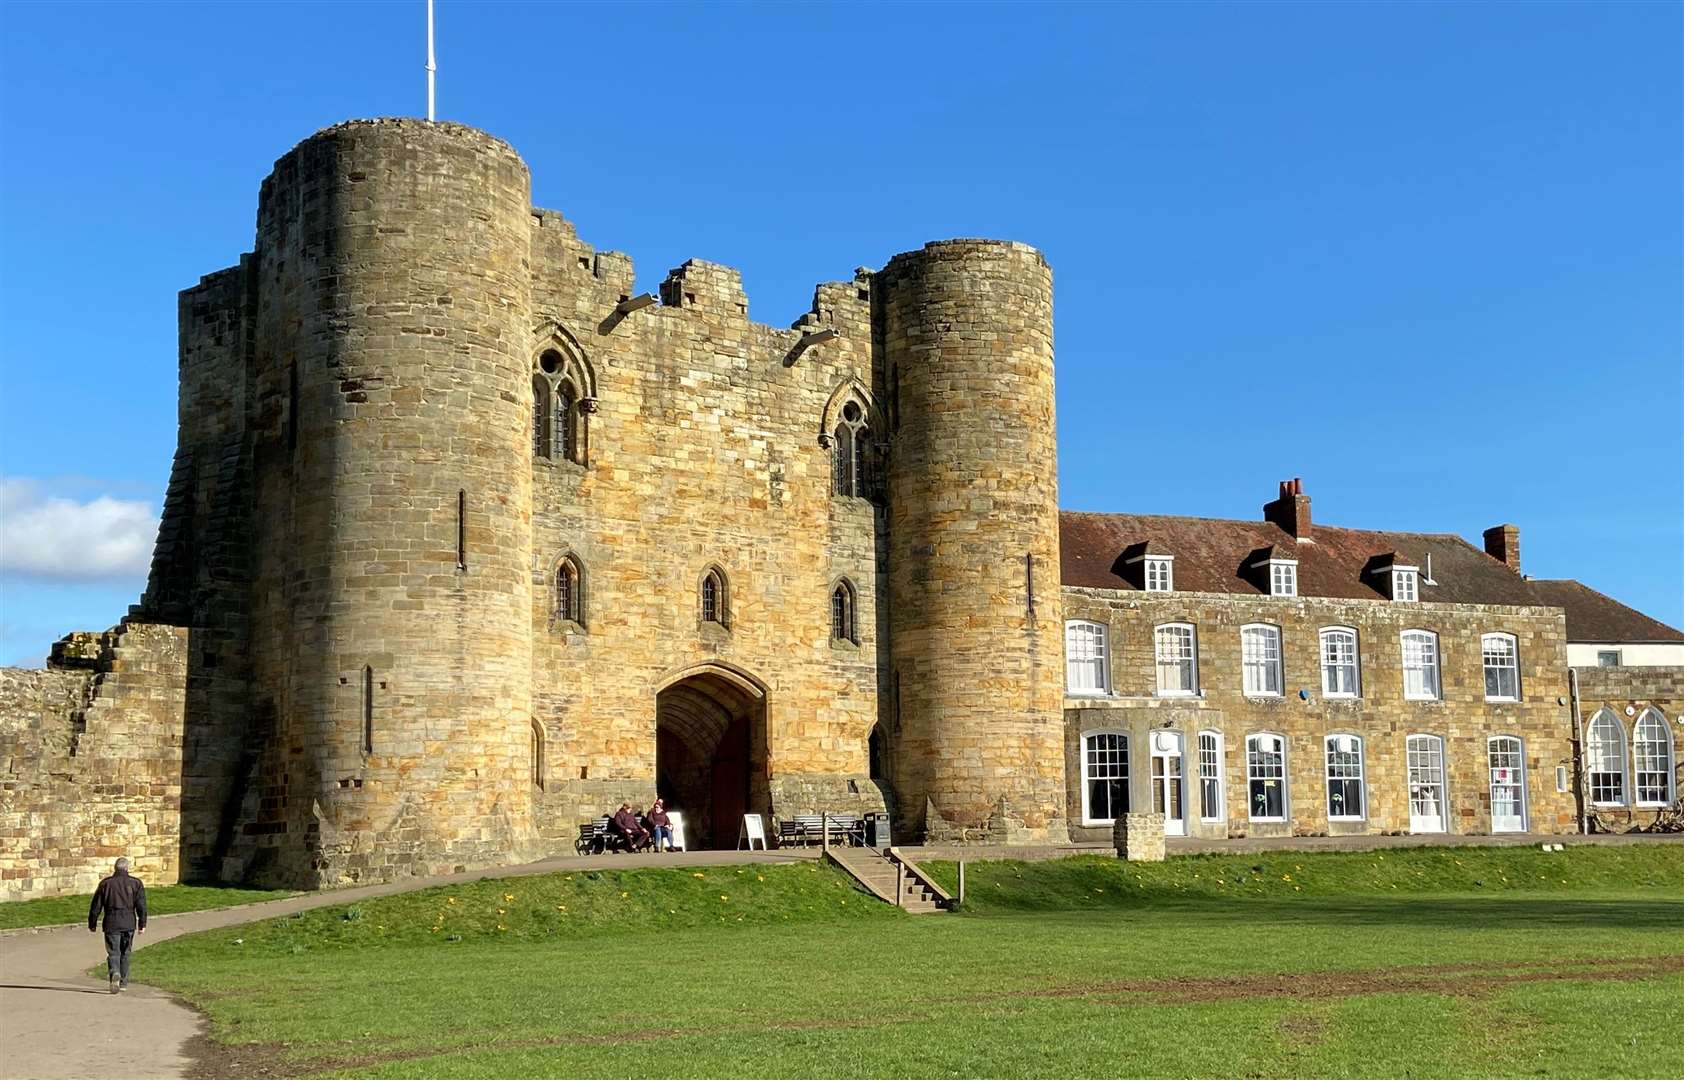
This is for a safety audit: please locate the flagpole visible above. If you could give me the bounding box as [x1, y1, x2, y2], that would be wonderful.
[426, 0, 437, 121]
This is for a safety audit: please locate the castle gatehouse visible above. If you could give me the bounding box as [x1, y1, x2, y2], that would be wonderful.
[1, 119, 1678, 898]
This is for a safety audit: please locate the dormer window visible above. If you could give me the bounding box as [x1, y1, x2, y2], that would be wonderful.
[1125, 544, 1174, 592]
[1248, 547, 1297, 597]
[1392, 568, 1418, 602]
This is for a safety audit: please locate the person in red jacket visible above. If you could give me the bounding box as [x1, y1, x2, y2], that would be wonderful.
[609, 803, 650, 852]
[88, 857, 147, 994]
[647, 798, 674, 851]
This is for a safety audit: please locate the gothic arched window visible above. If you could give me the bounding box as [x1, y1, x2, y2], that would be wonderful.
[557, 380, 580, 464]
[535, 348, 589, 466]
[831, 399, 875, 500]
[532, 376, 551, 459]
[555, 555, 584, 627]
[701, 567, 729, 627]
[831, 579, 858, 644]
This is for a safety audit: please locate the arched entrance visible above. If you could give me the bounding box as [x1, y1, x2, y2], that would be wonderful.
[655, 664, 769, 849]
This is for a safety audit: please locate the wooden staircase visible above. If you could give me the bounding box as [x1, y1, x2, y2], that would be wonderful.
[828, 846, 951, 914]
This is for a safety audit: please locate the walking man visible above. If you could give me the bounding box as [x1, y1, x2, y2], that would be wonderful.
[88, 857, 147, 994]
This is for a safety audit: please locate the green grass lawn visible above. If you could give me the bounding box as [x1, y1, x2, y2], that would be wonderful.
[0, 882, 299, 930]
[137, 846, 1684, 1079]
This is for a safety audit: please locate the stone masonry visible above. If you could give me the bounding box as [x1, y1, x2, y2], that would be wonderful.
[0, 625, 189, 899]
[1, 117, 1677, 900]
[1061, 590, 1577, 841]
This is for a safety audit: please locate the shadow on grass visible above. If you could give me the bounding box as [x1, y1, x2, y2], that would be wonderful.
[959, 895, 1684, 930]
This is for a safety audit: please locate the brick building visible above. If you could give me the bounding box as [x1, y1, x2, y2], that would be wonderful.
[2, 119, 1679, 899]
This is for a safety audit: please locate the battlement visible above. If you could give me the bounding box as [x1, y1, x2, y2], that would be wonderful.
[270, 117, 526, 174]
[883, 237, 1048, 268]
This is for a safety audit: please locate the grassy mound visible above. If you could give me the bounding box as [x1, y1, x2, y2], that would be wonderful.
[0, 883, 298, 931]
[145, 861, 893, 960]
[927, 843, 1684, 912]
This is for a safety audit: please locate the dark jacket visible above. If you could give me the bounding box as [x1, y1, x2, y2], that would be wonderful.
[89, 869, 147, 932]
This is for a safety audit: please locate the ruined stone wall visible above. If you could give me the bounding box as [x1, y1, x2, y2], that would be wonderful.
[879, 241, 1066, 843]
[0, 625, 189, 900]
[1060, 588, 1576, 840]
[523, 210, 889, 846]
[241, 120, 539, 887]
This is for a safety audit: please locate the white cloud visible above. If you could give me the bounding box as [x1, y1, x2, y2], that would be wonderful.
[0, 478, 157, 581]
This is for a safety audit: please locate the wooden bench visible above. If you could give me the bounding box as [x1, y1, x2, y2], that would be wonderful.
[575, 816, 637, 855]
[777, 814, 863, 848]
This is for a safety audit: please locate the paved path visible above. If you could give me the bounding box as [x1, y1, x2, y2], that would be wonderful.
[0, 848, 816, 1080]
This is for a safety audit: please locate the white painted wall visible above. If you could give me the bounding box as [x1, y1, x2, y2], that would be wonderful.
[1568, 642, 1684, 667]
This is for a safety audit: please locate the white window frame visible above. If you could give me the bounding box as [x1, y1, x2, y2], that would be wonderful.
[1407, 733, 1449, 833]
[1080, 730, 1130, 826]
[1487, 735, 1528, 832]
[1064, 620, 1110, 697]
[1481, 632, 1520, 702]
[1633, 707, 1676, 807]
[1596, 650, 1622, 668]
[1144, 557, 1174, 593]
[1585, 710, 1627, 807]
[1324, 734, 1366, 821]
[1197, 730, 1224, 822]
[1269, 560, 1298, 597]
[1154, 623, 1199, 697]
[1240, 623, 1284, 697]
[1245, 732, 1289, 823]
[1392, 568, 1419, 602]
[1401, 629, 1441, 701]
[1319, 626, 1360, 698]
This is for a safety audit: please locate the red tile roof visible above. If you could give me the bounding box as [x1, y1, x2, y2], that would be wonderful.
[1524, 580, 1684, 644]
[1059, 511, 1541, 606]
[1059, 511, 1684, 641]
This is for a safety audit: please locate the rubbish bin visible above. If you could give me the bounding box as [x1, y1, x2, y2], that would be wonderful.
[865, 813, 891, 848]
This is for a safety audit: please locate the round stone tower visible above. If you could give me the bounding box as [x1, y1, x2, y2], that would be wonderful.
[246, 120, 537, 885]
[877, 240, 1066, 842]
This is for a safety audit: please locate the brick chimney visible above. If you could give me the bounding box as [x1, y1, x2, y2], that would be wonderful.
[1483, 524, 1520, 571]
[1263, 477, 1312, 541]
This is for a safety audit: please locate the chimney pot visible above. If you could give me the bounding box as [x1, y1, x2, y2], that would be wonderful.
[1264, 479, 1312, 540]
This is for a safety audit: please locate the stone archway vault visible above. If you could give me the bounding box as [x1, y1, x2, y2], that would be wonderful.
[654, 664, 769, 849]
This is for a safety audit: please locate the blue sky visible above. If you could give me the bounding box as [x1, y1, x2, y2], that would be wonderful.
[0, 1, 1679, 665]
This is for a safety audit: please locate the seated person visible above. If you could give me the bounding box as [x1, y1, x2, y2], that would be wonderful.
[646, 798, 673, 851]
[609, 802, 650, 851]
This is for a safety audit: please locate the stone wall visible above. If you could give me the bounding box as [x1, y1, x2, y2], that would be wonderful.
[521, 206, 893, 850]
[1060, 588, 1577, 840]
[0, 624, 189, 900]
[1573, 665, 1684, 830]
